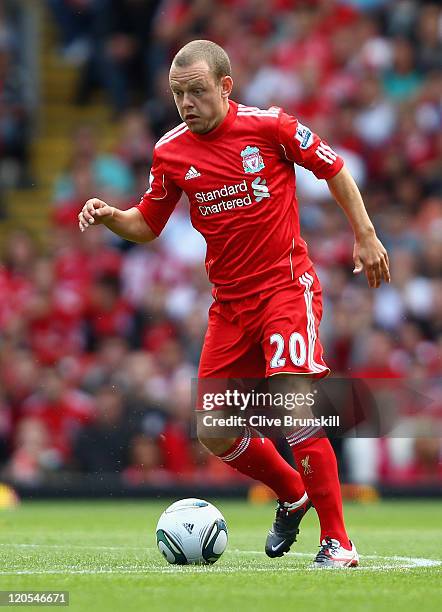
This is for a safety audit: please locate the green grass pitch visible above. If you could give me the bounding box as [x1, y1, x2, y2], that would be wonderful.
[0, 499, 441, 611]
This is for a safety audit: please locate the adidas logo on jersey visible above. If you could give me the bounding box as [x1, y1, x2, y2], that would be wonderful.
[185, 166, 201, 180]
[183, 523, 194, 534]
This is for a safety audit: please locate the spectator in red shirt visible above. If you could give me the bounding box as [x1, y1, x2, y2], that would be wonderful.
[20, 368, 95, 464]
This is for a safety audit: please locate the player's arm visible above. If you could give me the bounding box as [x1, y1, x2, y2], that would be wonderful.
[78, 148, 182, 243]
[276, 111, 390, 288]
[326, 166, 390, 289]
[78, 199, 156, 242]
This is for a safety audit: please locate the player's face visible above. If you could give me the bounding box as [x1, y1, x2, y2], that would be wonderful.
[169, 61, 232, 134]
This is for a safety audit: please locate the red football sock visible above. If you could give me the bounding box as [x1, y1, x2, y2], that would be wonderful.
[218, 428, 307, 505]
[287, 429, 351, 549]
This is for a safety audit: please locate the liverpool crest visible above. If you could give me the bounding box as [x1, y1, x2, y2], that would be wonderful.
[301, 455, 313, 475]
[241, 145, 265, 173]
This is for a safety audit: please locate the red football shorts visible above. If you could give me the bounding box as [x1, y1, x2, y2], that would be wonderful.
[198, 268, 330, 380]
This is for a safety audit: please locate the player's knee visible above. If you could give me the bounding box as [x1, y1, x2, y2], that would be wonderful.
[197, 434, 236, 456]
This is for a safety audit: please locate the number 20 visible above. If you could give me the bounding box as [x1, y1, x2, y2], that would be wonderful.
[270, 332, 307, 368]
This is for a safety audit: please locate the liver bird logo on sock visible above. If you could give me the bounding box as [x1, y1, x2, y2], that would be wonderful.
[301, 455, 313, 475]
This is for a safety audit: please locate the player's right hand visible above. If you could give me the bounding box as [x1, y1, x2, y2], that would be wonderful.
[78, 198, 114, 232]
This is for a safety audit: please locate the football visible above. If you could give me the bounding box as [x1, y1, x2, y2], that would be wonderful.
[156, 498, 228, 565]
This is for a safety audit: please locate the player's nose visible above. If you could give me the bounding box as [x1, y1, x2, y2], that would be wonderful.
[182, 92, 194, 109]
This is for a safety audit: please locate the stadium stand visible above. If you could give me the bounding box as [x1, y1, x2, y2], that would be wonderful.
[0, 0, 440, 494]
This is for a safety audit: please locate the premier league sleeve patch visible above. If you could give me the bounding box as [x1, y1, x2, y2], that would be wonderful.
[295, 122, 314, 150]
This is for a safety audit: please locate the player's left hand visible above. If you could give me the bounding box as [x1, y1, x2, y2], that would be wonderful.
[353, 233, 390, 288]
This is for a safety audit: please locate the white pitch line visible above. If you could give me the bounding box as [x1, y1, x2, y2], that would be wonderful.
[0, 557, 440, 575]
[57, 561, 442, 571]
[0, 543, 440, 573]
[0, 543, 151, 551]
[0, 563, 439, 575]
[232, 550, 442, 567]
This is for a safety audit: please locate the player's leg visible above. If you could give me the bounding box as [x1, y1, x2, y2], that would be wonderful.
[268, 374, 358, 567]
[197, 301, 309, 534]
[262, 270, 358, 566]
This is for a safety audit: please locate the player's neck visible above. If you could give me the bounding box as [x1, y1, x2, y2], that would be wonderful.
[190, 99, 235, 140]
[210, 100, 230, 132]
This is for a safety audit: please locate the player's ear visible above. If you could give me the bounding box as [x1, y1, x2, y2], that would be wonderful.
[220, 75, 233, 98]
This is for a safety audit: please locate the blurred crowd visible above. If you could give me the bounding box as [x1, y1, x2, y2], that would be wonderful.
[0, 0, 441, 488]
[0, 0, 36, 196]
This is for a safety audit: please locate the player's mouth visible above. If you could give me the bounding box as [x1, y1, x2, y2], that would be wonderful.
[185, 114, 199, 122]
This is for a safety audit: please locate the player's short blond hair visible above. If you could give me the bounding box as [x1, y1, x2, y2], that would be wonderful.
[171, 40, 232, 82]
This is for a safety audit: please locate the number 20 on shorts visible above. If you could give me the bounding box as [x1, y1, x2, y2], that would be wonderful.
[269, 332, 307, 368]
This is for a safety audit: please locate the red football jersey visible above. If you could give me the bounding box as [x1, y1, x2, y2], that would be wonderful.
[137, 100, 343, 301]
